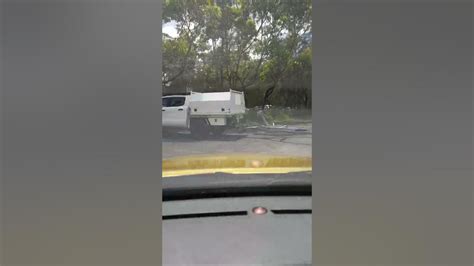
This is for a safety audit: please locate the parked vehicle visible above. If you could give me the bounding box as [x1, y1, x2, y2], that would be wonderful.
[162, 90, 246, 138]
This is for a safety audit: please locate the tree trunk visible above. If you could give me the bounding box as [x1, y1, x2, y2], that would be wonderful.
[262, 85, 276, 110]
[219, 67, 224, 88]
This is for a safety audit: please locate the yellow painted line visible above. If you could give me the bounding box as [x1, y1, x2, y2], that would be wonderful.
[163, 167, 312, 178]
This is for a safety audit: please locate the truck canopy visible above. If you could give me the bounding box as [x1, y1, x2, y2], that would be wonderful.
[189, 90, 245, 116]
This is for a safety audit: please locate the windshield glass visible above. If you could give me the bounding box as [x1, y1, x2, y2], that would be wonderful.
[162, 0, 312, 175]
[162, 97, 186, 107]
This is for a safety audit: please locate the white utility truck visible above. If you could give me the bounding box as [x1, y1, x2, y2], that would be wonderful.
[162, 90, 246, 138]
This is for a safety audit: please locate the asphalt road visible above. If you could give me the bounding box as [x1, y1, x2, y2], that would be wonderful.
[162, 123, 312, 159]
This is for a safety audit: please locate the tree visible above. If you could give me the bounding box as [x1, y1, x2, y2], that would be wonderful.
[196, 0, 268, 92]
[162, 0, 312, 108]
[257, 0, 312, 108]
[162, 0, 208, 87]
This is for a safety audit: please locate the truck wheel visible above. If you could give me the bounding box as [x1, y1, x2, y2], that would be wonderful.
[162, 129, 171, 138]
[211, 126, 226, 136]
[190, 118, 210, 139]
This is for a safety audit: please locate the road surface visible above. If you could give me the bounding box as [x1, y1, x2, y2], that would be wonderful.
[162, 123, 312, 158]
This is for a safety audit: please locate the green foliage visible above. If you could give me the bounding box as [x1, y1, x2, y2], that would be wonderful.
[163, 0, 312, 107]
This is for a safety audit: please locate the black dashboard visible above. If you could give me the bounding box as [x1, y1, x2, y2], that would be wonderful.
[162, 172, 312, 265]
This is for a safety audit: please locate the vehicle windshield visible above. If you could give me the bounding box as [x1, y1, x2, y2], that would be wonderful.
[162, 97, 186, 107]
[162, 0, 312, 176]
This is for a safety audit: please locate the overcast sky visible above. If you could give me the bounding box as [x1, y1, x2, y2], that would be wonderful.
[163, 21, 177, 37]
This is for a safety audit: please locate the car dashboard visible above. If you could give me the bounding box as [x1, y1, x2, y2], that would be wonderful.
[162, 172, 312, 265]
